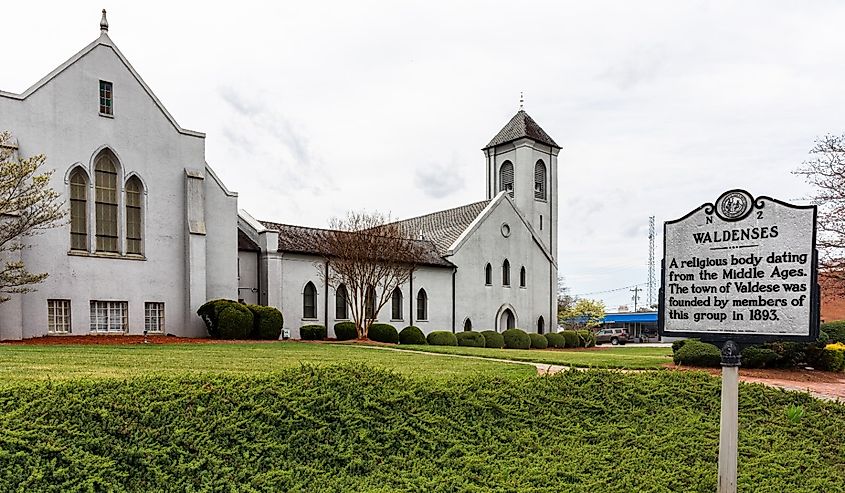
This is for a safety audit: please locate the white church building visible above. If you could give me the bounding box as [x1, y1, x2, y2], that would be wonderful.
[0, 12, 559, 340]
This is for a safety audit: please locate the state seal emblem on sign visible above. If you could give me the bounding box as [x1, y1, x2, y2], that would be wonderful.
[714, 190, 753, 221]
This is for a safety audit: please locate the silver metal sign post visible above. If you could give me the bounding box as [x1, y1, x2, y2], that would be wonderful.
[717, 341, 740, 493]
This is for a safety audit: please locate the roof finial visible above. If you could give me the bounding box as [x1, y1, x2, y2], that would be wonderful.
[100, 9, 109, 33]
[519, 92, 524, 111]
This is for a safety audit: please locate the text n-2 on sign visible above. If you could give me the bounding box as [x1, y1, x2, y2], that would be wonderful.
[658, 189, 820, 344]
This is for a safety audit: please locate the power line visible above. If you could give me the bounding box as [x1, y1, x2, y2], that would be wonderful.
[573, 282, 648, 297]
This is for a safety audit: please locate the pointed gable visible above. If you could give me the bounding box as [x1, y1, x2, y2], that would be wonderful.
[483, 110, 559, 150]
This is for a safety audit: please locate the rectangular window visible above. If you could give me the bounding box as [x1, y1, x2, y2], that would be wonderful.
[47, 299, 71, 334]
[145, 302, 164, 333]
[99, 80, 113, 116]
[89, 300, 128, 333]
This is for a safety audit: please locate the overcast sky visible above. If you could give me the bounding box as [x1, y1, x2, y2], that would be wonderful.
[3, 1, 844, 309]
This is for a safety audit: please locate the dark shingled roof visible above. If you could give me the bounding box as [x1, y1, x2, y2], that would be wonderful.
[484, 110, 560, 150]
[258, 221, 454, 268]
[391, 200, 491, 255]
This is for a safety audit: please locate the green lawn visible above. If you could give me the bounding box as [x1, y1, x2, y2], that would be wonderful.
[0, 341, 534, 384]
[392, 344, 674, 369]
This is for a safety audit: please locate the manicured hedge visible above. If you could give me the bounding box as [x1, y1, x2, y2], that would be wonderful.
[247, 305, 284, 340]
[577, 330, 596, 348]
[673, 340, 721, 367]
[197, 299, 254, 339]
[300, 325, 327, 341]
[369, 324, 399, 344]
[427, 331, 458, 346]
[529, 333, 548, 349]
[544, 332, 566, 349]
[334, 322, 358, 341]
[399, 326, 426, 345]
[481, 330, 504, 349]
[741, 346, 779, 369]
[503, 329, 531, 350]
[456, 331, 486, 348]
[561, 330, 579, 348]
[822, 321, 845, 344]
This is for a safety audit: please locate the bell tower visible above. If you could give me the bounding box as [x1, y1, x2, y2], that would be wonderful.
[482, 108, 560, 260]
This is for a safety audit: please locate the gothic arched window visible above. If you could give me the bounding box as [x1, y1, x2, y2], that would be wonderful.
[537, 316, 545, 335]
[303, 282, 317, 319]
[69, 168, 88, 251]
[335, 284, 348, 319]
[365, 285, 376, 319]
[94, 152, 119, 252]
[416, 289, 428, 321]
[485, 263, 492, 285]
[534, 160, 547, 200]
[502, 259, 511, 286]
[499, 161, 514, 197]
[125, 176, 143, 255]
[520, 266, 526, 288]
[391, 288, 403, 320]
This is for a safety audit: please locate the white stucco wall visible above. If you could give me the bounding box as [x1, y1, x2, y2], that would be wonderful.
[0, 36, 237, 339]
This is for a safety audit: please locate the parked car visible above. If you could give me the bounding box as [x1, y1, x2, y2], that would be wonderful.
[595, 328, 628, 345]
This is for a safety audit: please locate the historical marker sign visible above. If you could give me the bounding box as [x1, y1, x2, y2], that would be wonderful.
[658, 190, 820, 344]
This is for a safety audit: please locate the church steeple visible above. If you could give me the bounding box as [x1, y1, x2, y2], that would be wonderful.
[100, 9, 109, 33]
[483, 109, 560, 151]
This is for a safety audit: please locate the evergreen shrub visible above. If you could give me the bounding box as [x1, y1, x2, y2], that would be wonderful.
[741, 346, 779, 369]
[822, 321, 845, 344]
[247, 305, 283, 340]
[427, 331, 458, 346]
[369, 324, 399, 344]
[673, 340, 721, 367]
[502, 329, 531, 350]
[334, 322, 358, 341]
[561, 330, 579, 348]
[399, 326, 426, 345]
[544, 332, 566, 348]
[456, 331, 486, 347]
[577, 330, 596, 348]
[300, 325, 327, 341]
[529, 333, 548, 349]
[481, 330, 504, 349]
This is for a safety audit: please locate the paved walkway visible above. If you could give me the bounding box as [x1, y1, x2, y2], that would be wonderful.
[359, 345, 844, 402]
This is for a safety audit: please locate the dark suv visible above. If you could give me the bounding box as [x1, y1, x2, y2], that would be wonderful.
[595, 328, 628, 345]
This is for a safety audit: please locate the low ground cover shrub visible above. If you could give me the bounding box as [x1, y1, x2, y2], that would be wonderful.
[399, 326, 426, 345]
[334, 322, 357, 341]
[197, 299, 254, 339]
[368, 324, 399, 344]
[544, 332, 566, 348]
[673, 339, 721, 367]
[503, 328, 531, 349]
[577, 330, 596, 348]
[481, 330, 504, 349]
[427, 331, 458, 346]
[300, 325, 327, 341]
[456, 331, 486, 347]
[561, 330, 579, 348]
[247, 305, 283, 340]
[529, 333, 548, 349]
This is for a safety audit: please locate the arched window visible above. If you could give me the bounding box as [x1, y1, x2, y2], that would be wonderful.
[485, 263, 492, 285]
[416, 289, 428, 321]
[94, 153, 119, 252]
[125, 176, 143, 255]
[303, 282, 317, 319]
[534, 160, 547, 200]
[335, 284, 348, 319]
[391, 288, 403, 320]
[365, 285, 376, 319]
[520, 266, 526, 288]
[464, 318, 472, 331]
[499, 161, 514, 197]
[69, 168, 88, 251]
[537, 316, 545, 334]
[502, 259, 510, 286]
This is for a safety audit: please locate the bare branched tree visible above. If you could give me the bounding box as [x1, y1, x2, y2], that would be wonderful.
[0, 131, 65, 302]
[795, 134, 845, 295]
[318, 210, 430, 339]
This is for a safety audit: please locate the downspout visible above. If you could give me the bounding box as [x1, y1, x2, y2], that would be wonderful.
[409, 267, 414, 326]
[324, 260, 329, 329]
[451, 266, 457, 333]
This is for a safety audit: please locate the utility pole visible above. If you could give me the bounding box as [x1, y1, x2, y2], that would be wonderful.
[630, 286, 641, 312]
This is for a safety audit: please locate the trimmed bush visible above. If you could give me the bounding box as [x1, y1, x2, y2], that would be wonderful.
[561, 330, 579, 348]
[369, 323, 399, 344]
[456, 331, 486, 347]
[503, 328, 531, 350]
[334, 322, 358, 341]
[577, 330, 596, 348]
[741, 346, 779, 369]
[481, 330, 504, 349]
[529, 333, 548, 349]
[822, 321, 845, 344]
[247, 305, 283, 340]
[427, 331, 458, 346]
[671, 339, 688, 353]
[399, 326, 426, 345]
[544, 332, 566, 349]
[818, 347, 845, 372]
[198, 299, 252, 339]
[673, 340, 721, 367]
[300, 325, 327, 341]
